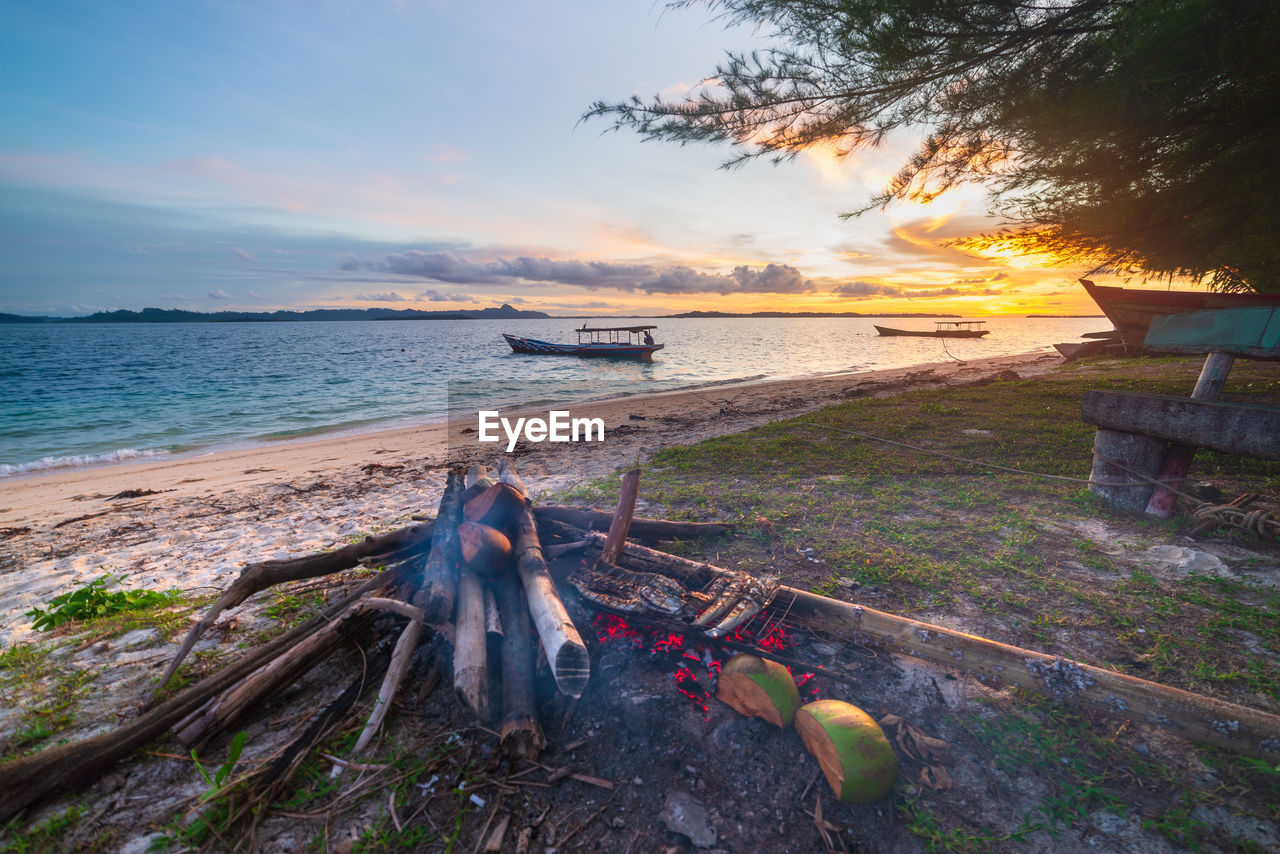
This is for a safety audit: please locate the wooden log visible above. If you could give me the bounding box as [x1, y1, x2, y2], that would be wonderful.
[150, 520, 434, 705]
[1145, 353, 1235, 518]
[453, 566, 490, 721]
[532, 505, 734, 541]
[589, 540, 1280, 761]
[414, 467, 466, 625]
[353, 599, 426, 753]
[1087, 427, 1164, 512]
[497, 458, 590, 698]
[495, 570, 545, 760]
[1083, 390, 1280, 460]
[0, 561, 410, 821]
[459, 522, 514, 577]
[598, 469, 640, 567]
[174, 603, 376, 748]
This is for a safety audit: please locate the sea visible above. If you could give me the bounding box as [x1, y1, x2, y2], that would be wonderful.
[0, 316, 1109, 477]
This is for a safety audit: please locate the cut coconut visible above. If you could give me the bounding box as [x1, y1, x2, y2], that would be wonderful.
[458, 521, 514, 577]
[795, 700, 898, 803]
[716, 653, 801, 728]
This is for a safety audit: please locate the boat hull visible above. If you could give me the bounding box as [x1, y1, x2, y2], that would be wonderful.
[502, 334, 663, 359]
[1079, 280, 1280, 349]
[874, 325, 989, 338]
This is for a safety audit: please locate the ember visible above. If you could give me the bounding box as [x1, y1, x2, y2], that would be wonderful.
[592, 613, 819, 719]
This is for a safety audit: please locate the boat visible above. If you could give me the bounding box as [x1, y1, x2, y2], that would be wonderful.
[1079, 279, 1280, 349]
[874, 320, 989, 338]
[502, 324, 664, 359]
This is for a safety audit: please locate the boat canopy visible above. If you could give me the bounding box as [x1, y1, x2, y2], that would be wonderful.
[935, 320, 987, 330]
[577, 325, 658, 332]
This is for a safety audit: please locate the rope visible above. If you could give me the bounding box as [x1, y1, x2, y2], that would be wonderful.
[1191, 504, 1280, 539]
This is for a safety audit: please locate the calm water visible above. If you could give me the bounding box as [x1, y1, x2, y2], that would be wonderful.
[0, 316, 1108, 475]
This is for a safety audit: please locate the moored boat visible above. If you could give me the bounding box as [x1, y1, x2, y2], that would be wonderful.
[874, 320, 989, 338]
[1079, 279, 1280, 349]
[502, 324, 664, 359]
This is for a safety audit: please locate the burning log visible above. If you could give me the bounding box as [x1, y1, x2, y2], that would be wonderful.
[496, 569, 545, 759]
[498, 458, 590, 698]
[588, 539, 1280, 761]
[453, 466, 495, 721]
[414, 467, 466, 625]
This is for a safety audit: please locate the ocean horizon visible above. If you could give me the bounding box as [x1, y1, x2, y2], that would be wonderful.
[0, 315, 1109, 477]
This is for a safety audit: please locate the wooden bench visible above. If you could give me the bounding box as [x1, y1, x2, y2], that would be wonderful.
[1081, 307, 1280, 516]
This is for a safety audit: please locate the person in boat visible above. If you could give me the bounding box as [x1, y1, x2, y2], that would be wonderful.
[643, 330, 654, 345]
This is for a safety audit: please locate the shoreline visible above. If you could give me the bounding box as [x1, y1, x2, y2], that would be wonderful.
[0, 350, 1060, 647]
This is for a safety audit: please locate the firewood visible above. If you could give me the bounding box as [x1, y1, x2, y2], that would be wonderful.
[414, 467, 466, 625]
[496, 570, 545, 759]
[796, 700, 898, 803]
[497, 458, 590, 698]
[453, 566, 490, 721]
[533, 505, 734, 540]
[597, 469, 640, 567]
[464, 481, 528, 536]
[353, 598, 426, 753]
[150, 520, 435, 706]
[590, 539, 1280, 761]
[0, 560, 413, 821]
[459, 522, 514, 577]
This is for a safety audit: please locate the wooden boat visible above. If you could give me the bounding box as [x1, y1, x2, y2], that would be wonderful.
[503, 324, 664, 359]
[874, 320, 989, 338]
[1079, 279, 1280, 349]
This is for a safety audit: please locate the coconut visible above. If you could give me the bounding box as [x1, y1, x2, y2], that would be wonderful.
[715, 654, 801, 727]
[795, 699, 898, 802]
[458, 521, 514, 577]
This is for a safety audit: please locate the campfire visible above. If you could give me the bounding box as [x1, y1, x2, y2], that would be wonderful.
[2, 458, 1279, 832]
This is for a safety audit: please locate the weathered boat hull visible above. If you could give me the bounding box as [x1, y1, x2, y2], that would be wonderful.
[873, 325, 989, 338]
[1079, 280, 1280, 349]
[502, 334, 663, 359]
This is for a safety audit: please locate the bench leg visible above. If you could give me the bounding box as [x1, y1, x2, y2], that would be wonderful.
[1089, 428, 1165, 512]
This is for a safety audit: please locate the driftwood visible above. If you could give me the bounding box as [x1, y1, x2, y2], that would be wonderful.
[453, 466, 493, 721]
[150, 520, 435, 705]
[534, 504, 733, 541]
[583, 538, 1280, 761]
[498, 458, 590, 698]
[0, 559, 414, 822]
[496, 569, 545, 759]
[597, 469, 640, 567]
[414, 467, 466, 625]
[352, 598, 426, 754]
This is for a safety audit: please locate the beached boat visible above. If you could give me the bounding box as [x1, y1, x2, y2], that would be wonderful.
[502, 324, 664, 359]
[1079, 279, 1280, 349]
[874, 320, 989, 338]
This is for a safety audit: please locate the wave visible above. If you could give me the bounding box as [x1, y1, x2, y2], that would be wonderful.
[0, 447, 170, 478]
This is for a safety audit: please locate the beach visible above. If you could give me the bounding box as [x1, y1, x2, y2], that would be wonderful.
[0, 351, 1059, 648]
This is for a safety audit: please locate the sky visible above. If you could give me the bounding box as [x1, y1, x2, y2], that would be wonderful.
[0, 0, 1128, 317]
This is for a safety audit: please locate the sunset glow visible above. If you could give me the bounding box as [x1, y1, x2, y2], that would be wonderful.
[0, 1, 1150, 318]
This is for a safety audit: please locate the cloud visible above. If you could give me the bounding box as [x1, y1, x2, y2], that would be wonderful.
[830, 280, 905, 299]
[231, 247, 256, 262]
[955, 273, 1009, 285]
[246, 290, 265, 300]
[208, 289, 233, 300]
[354, 292, 408, 302]
[420, 289, 473, 302]
[905, 286, 1003, 298]
[344, 251, 815, 295]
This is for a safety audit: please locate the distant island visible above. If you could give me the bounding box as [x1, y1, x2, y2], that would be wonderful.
[666, 310, 960, 318]
[0, 304, 549, 324]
